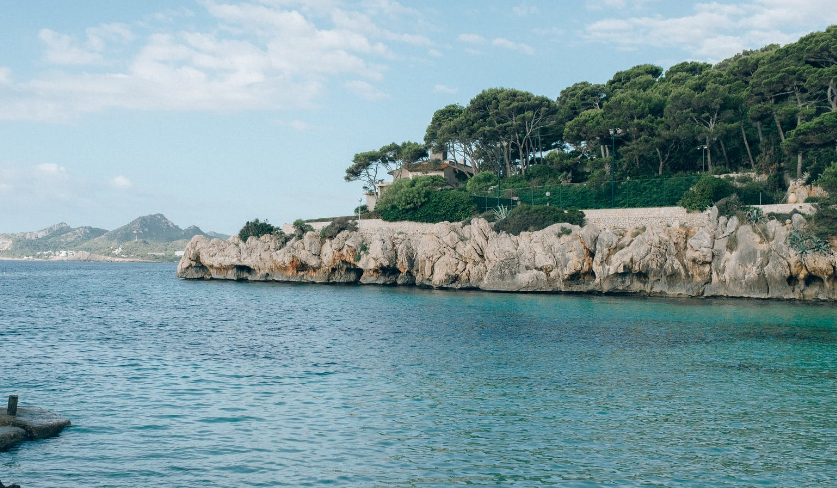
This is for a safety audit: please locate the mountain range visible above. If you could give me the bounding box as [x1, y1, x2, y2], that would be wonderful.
[0, 214, 229, 262]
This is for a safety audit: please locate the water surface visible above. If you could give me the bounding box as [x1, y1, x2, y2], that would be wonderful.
[2, 261, 836, 486]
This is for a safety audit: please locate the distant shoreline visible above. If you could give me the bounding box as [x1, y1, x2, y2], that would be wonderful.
[0, 252, 155, 263]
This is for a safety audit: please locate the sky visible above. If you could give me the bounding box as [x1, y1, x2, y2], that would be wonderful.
[2, 0, 837, 234]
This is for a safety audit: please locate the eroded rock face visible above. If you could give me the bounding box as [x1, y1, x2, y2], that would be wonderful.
[176, 215, 837, 300]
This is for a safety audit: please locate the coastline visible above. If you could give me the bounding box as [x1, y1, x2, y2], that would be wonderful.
[0, 251, 153, 263]
[176, 209, 837, 302]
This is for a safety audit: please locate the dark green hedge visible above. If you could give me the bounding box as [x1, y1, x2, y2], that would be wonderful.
[238, 219, 278, 240]
[380, 189, 477, 223]
[493, 205, 585, 235]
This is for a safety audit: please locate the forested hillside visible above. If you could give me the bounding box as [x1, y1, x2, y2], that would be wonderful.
[348, 26, 837, 190]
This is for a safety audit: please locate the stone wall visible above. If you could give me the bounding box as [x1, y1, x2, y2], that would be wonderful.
[582, 207, 708, 230]
[283, 204, 816, 235]
[753, 203, 814, 215]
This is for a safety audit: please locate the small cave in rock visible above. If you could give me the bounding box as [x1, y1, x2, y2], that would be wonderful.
[787, 275, 799, 287]
[233, 265, 253, 281]
[804, 274, 825, 288]
[376, 266, 402, 284]
[326, 261, 363, 283]
[397, 271, 416, 286]
[565, 271, 595, 283]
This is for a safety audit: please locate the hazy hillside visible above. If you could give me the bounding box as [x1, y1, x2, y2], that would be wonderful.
[87, 214, 206, 246]
[0, 214, 229, 262]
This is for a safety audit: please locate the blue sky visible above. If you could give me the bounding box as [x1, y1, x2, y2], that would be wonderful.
[2, 0, 836, 234]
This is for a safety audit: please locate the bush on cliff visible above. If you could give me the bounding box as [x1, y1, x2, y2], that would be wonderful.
[376, 175, 476, 223]
[679, 174, 734, 211]
[493, 205, 585, 235]
[321, 216, 358, 239]
[292, 219, 314, 236]
[238, 219, 278, 241]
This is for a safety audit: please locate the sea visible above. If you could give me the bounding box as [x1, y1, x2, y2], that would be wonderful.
[1, 261, 836, 487]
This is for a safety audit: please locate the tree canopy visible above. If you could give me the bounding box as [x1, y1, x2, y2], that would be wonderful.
[348, 25, 837, 194]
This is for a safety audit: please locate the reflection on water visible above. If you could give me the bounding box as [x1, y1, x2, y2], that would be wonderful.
[2, 261, 836, 486]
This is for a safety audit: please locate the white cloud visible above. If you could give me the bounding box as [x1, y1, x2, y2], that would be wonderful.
[586, 0, 661, 10]
[2, 1, 428, 122]
[344, 80, 389, 100]
[428, 48, 443, 57]
[513, 4, 540, 16]
[37, 163, 68, 178]
[533, 27, 565, 38]
[433, 84, 457, 94]
[330, 8, 430, 47]
[111, 175, 133, 189]
[492, 37, 534, 55]
[39, 29, 103, 65]
[0, 161, 166, 233]
[86, 23, 135, 52]
[361, 0, 420, 18]
[276, 119, 315, 130]
[0, 67, 11, 84]
[458, 33, 486, 44]
[584, 0, 837, 61]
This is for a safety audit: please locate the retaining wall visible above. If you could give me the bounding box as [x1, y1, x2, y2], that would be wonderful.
[283, 203, 816, 234]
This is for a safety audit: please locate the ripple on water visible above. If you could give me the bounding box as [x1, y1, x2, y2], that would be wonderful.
[2, 262, 836, 486]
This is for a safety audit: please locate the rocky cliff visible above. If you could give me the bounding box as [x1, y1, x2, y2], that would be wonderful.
[177, 210, 837, 301]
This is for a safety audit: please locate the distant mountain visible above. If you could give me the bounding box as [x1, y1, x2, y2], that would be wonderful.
[22, 222, 73, 240]
[52, 226, 108, 246]
[89, 214, 204, 245]
[0, 214, 227, 262]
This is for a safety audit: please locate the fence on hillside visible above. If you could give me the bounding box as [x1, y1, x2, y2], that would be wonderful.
[471, 174, 778, 213]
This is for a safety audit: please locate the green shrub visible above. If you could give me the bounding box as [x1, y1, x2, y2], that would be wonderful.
[714, 195, 745, 218]
[679, 175, 734, 211]
[735, 180, 780, 205]
[292, 219, 314, 236]
[493, 205, 585, 235]
[811, 199, 837, 240]
[238, 218, 277, 241]
[818, 162, 837, 195]
[378, 175, 476, 223]
[320, 216, 358, 239]
[408, 190, 477, 223]
[377, 175, 446, 211]
[466, 171, 498, 193]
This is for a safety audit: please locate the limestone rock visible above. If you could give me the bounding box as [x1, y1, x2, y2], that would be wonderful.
[0, 426, 26, 451]
[0, 406, 71, 441]
[176, 210, 837, 301]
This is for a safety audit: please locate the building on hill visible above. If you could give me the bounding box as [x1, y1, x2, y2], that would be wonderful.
[365, 150, 475, 211]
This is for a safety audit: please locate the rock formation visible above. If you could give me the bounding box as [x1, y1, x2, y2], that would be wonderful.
[0, 405, 71, 451]
[177, 211, 837, 301]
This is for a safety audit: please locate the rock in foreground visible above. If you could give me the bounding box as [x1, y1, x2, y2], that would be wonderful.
[0, 406, 71, 451]
[177, 214, 837, 301]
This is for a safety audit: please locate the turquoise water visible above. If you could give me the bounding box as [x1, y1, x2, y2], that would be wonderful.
[1, 261, 836, 487]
